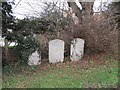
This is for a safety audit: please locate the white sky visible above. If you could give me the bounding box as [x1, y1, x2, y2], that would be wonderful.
[12, 0, 68, 19]
[9, 0, 113, 19]
[10, 0, 112, 19]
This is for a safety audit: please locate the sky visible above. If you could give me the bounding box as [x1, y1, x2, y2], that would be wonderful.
[10, 0, 113, 19]
[12, 0, 67, 19]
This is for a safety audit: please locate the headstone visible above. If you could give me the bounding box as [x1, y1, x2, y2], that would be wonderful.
[28, 51, 41, 65]
[70, 38, 85, 61]
[49, 39, 65, 63]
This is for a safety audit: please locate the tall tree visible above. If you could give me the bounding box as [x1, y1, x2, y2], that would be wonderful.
[67, 1, 82, 19]
[67, 0, 95, 20]
[2, 1, 15, 63]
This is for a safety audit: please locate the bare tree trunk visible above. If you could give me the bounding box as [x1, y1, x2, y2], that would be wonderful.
[67, 1, 82, 19]
[4, 38, 9, 63]
[79, 2, 94, 15]
[67, 1, 95, 17]
[57, 31, 60, 38]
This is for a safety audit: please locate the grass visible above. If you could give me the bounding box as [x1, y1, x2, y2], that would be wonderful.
[2, 55, 118, 88]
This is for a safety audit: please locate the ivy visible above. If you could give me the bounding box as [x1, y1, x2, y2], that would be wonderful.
[17, 36, 40, 65]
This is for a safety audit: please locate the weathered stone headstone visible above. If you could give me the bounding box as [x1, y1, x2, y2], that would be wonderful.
[28, 51, 41, 65]
[70, 38, 85, 61]
[49, 39, 65, 63]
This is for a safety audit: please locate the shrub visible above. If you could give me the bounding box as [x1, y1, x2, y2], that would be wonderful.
[17, 36, 40, 65]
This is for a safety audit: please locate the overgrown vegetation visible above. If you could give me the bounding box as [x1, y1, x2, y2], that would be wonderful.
[2, 1, 119, 65]
[2, 1, 119, 88]
[16, 36, 40, 65]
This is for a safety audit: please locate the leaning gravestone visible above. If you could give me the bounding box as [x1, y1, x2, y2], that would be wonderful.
[70, 38, 85, 61]
[49, 39, 65, 63]
[28, 50, 41, 65]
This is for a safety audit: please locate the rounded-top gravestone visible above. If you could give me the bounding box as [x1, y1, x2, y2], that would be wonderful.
[49, 39, 65, 64]
[70, 38, 85, 61]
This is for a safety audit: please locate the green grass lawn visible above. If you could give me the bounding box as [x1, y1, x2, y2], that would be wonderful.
[2, 55, 118, 88]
